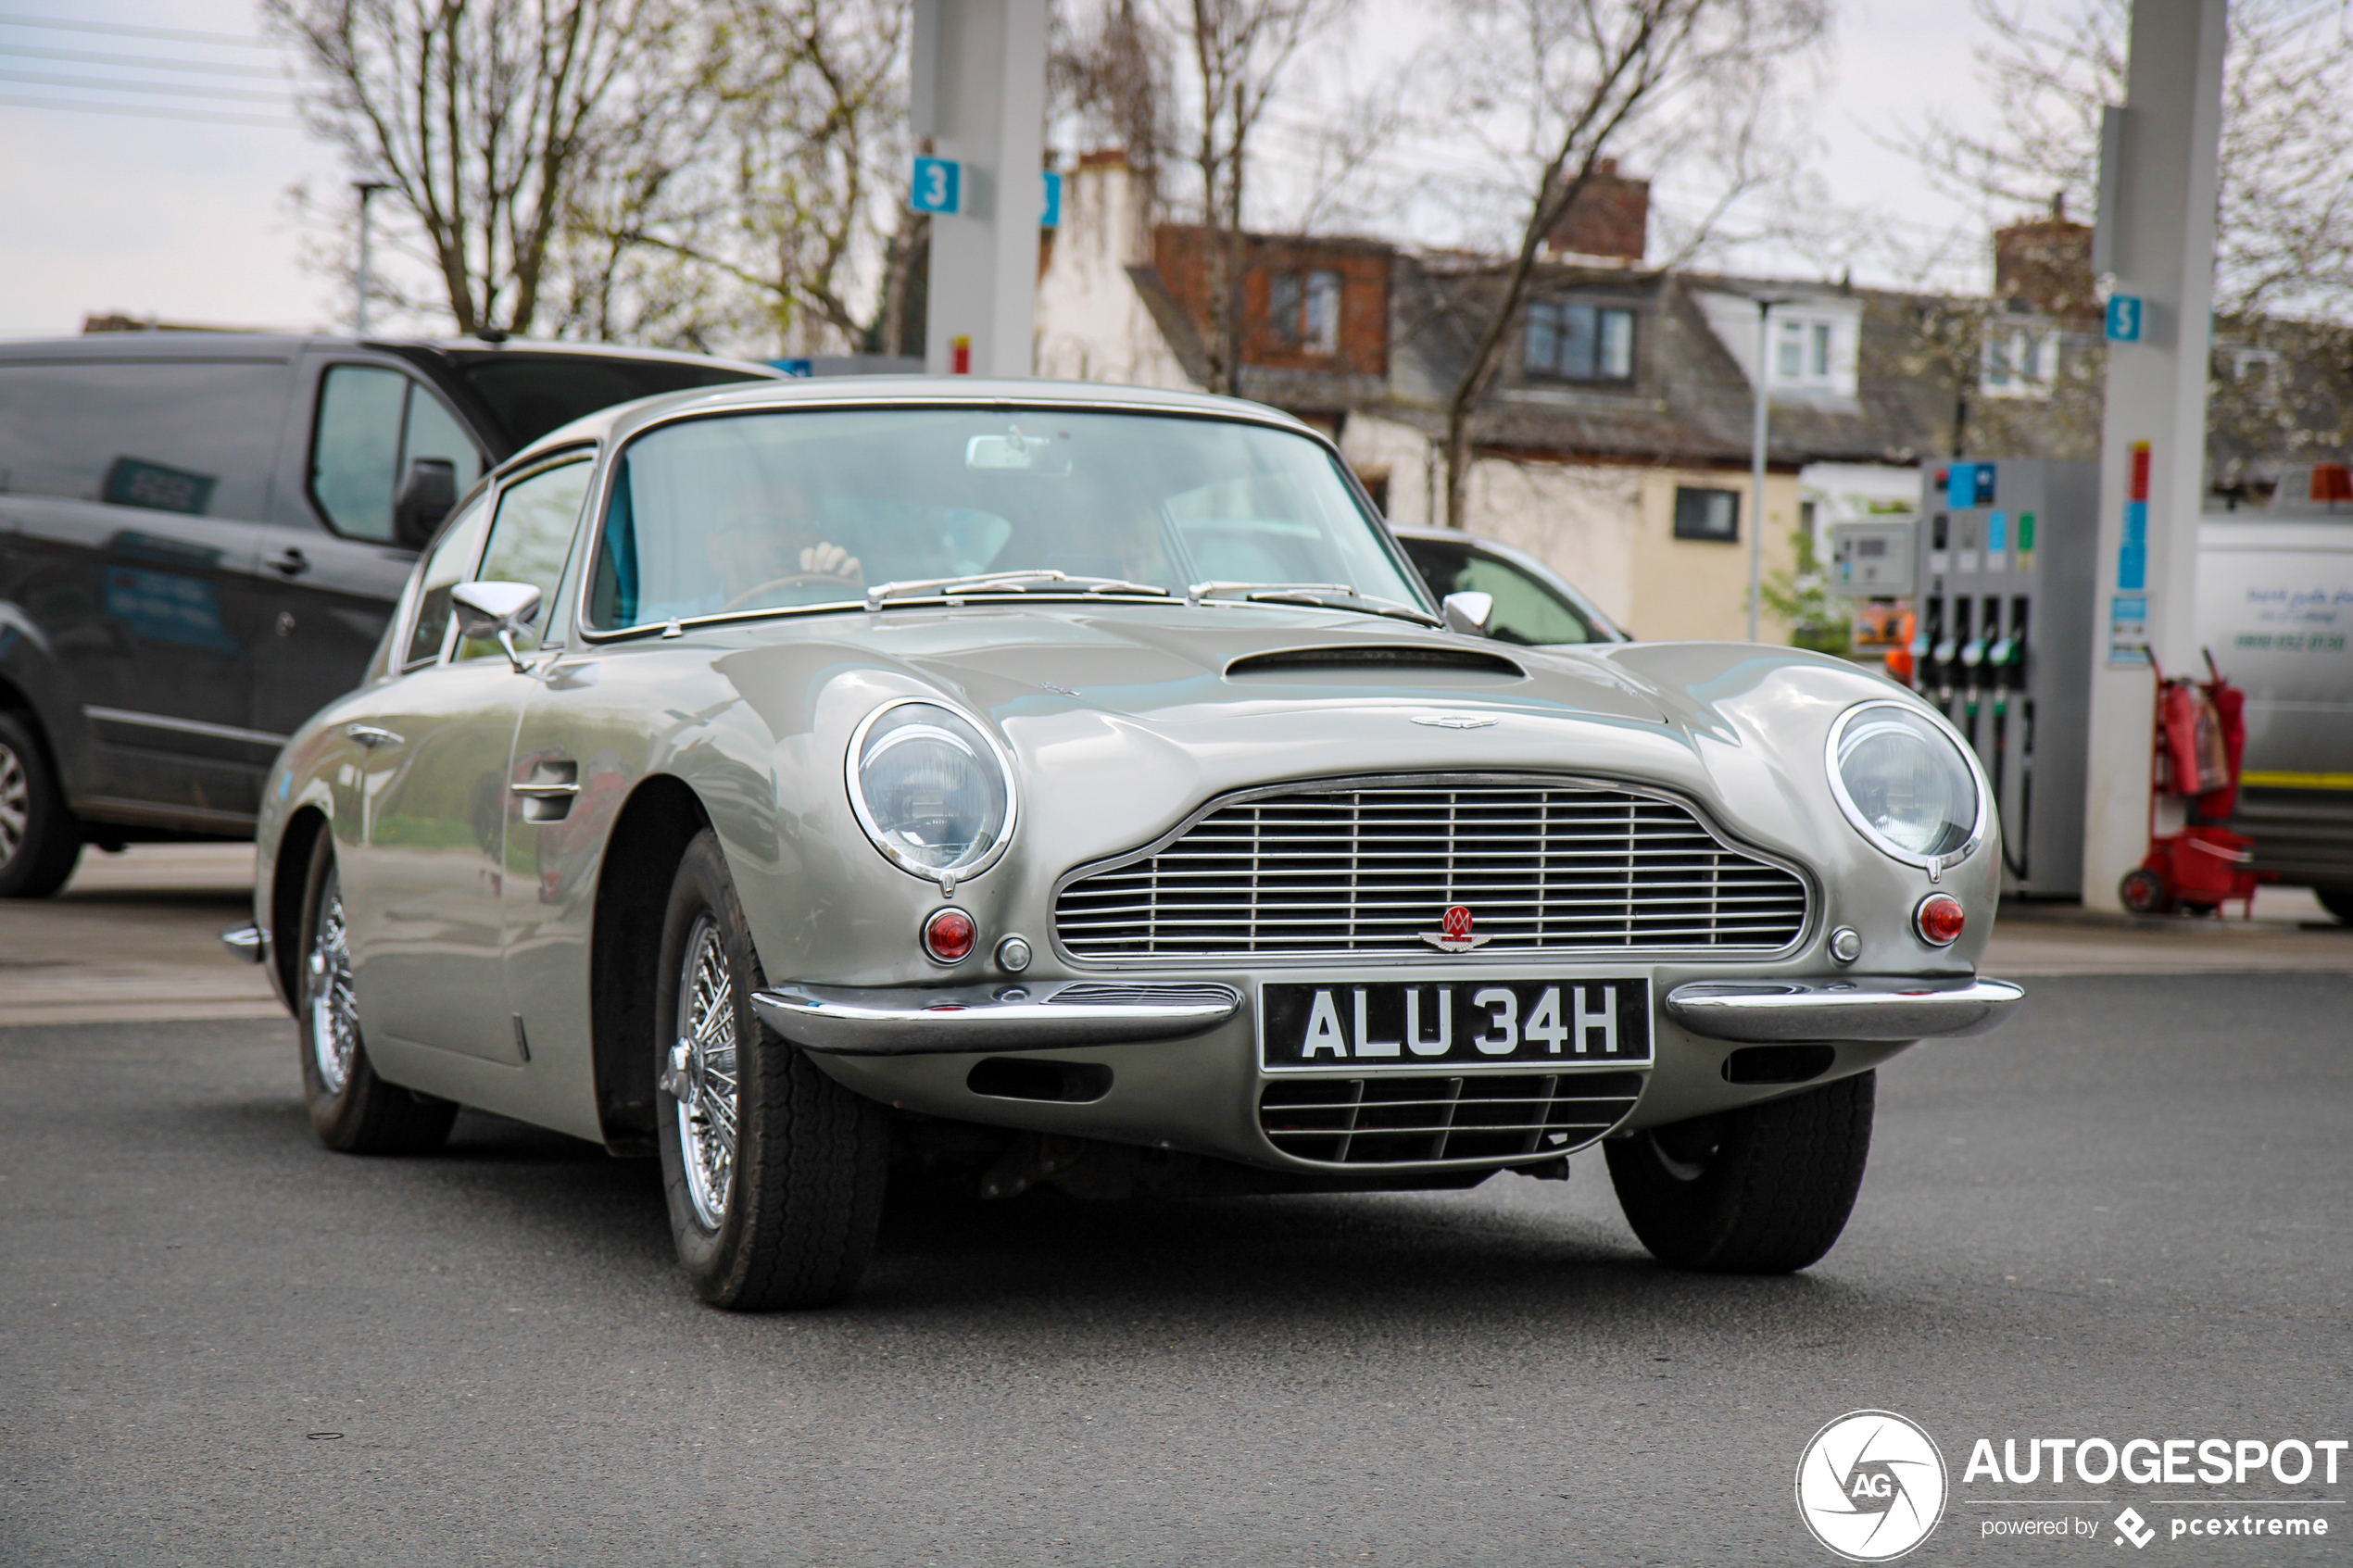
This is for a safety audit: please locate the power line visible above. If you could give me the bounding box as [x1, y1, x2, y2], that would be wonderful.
[0, 92, 296, 128]
[0, 12, 274, 49]
[0, 68, 290, 103]
[0, 42, 286, 78]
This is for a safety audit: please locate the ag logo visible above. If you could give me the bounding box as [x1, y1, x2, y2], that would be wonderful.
[1795, 1410, 1947, 1562]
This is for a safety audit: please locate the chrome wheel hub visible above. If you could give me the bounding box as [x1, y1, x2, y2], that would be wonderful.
[0, 739, 28, 866]
[308, 884, 360, 1094]
[668, 916, 739, 1229]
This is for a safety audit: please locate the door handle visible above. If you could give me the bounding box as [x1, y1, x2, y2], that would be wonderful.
[267, 547, 311, 577]
[345, 723, 402, 749]
[511, 758, 580, 822]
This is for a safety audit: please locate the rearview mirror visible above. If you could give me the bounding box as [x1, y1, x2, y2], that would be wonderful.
[1442, 591, 1494, 636]
[392, 458, 459, 549]
[450, 580, 542, 672]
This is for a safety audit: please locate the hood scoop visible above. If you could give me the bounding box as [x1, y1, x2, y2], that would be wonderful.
[1226, 645, 1527, 680]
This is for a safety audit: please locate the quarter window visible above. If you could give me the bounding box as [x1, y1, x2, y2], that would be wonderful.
[1673, 486, 1740, 543]
[401, 495, 492, 668]
[1525, 301, 1635, 383]
[310, 365, 485, 543]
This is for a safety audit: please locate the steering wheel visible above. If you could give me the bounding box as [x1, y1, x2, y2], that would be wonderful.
[718, 572, 861, 614]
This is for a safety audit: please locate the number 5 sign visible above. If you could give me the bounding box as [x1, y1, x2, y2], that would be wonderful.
[910, 157, 961, 216]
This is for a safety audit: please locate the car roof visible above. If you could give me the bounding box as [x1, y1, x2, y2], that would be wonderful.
[0, 331, 782, 383]
[499, 375, 1324, 472]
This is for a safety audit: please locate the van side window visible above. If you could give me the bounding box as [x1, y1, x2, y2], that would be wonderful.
[0, 358, 288, 518]
[458, 457, 591, 660]
[310, 365, 484, 543]
[402, 496, 493, 669]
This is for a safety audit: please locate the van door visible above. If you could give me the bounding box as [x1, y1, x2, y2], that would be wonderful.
[251, 353, 487, 744]
[0, 352, 285, 827]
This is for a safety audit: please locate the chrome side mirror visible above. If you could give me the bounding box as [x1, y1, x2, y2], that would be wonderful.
[450, 580, 543, 672]
[1442, 591, 1494, 636]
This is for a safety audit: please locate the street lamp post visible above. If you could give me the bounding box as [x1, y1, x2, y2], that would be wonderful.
[352, 180, 393, 335]
[1747, 295, 1801, 643]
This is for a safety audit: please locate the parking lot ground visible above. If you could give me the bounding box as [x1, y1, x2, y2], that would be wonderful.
[4, 969, 2350, 1565]
[0, 845, 276, 1026]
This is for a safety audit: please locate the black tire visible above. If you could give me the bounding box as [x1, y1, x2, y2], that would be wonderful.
[296, 835, 458, 1155]
[655, 830, 888, 1310]
[0, 711, 82, 898]
[1604, 1071, 1875, 1273]
[2316, 887, 2353, 925]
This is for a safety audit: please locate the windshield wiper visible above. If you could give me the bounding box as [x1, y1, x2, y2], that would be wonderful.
[864, 571, 1171, 609]
[1184, 580, 1443, 627]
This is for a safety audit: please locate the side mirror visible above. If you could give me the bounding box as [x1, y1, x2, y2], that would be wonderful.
[392, 458, 459, 549]
[450, 580, 543, 672]
[1442, 591, 1494, 636]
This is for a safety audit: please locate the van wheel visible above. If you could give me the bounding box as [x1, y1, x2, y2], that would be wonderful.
[655, 830, 888, 1310]
[0, 712, 82, 898]
[1604, 1072, 1875, 1273]
[297, 835, 457, 1154]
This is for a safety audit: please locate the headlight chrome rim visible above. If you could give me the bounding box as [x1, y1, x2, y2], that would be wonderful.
[1823, 699, 1991, 881]
[845, 696, 1019, 892]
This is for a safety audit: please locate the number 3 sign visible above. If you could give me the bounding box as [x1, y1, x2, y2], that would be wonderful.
[910, 157, 961, 216]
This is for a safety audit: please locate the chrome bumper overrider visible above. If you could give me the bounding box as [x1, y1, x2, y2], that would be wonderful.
[220, 922, 267, 964]
[750, 981, 1242, 1056]
[1664, 975, 2024, 1042]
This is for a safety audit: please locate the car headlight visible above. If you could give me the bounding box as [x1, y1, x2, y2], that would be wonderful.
[846, 698, 1016, 888]
[1825, 700, 1984, 872]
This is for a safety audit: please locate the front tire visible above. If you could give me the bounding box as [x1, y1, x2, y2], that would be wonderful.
[296, 835, 457, 1155]
[655, 830, 888, 1310]
[1604, 1072, 1875, 1273]
[0, 711, 82, 898]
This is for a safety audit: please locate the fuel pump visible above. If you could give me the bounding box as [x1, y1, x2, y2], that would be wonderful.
[1912, 459, 2100, 897]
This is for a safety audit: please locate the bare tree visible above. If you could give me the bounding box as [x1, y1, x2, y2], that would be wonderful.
[1428, 0, 1826, 531]
[1901, 0, 2353, 320]
[266, 0, 701, 337]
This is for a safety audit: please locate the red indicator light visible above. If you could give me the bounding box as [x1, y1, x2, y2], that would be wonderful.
[1914, 893, 1965, 947]
[924, 907, 976, 963]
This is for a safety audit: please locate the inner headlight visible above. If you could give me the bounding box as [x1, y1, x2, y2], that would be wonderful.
[847, 699, 1014, 885]
[1827, 701, 1981, 867]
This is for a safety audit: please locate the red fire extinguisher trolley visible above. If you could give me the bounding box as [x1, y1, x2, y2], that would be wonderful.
[2118, 653, 2272, 916]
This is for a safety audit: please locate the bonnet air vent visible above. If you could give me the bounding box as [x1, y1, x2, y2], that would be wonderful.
[1225, 646, 1527, 679]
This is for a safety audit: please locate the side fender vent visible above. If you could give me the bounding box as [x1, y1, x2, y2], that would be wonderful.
[1226, 646, 1526, 679]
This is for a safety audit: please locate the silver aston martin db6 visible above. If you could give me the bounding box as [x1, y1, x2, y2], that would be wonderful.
[229, 378, 2021, 1309]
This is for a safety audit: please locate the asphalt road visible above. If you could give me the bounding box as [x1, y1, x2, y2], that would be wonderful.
[4, 974, 2349, 1566]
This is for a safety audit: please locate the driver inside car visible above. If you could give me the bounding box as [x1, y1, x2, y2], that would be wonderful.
[702, 483, 864, 610]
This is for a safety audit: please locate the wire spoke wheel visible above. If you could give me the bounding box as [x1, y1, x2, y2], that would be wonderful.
[307, 881, 360, 1095]
[672, 914, 739, 1230]
[0, 738, 27, 866]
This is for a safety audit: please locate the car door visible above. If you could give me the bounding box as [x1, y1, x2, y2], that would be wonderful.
[341, 491, 522, 1064]
[0, 352, 283, 824]
[251, 354, 488, 745]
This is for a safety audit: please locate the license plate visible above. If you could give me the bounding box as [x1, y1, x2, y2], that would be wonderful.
[1259, 979, 1653, 1072]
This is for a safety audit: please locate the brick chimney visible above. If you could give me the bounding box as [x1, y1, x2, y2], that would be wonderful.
[1543, 158, 1649, 263]
[1993, 194, 2098, 325]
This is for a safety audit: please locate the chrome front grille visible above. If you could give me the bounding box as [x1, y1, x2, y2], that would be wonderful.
[1259, 1071, 1644, 1166]
[1054, 778, 1808, 960]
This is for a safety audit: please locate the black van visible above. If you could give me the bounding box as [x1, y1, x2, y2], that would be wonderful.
[0, 332, 778, 895]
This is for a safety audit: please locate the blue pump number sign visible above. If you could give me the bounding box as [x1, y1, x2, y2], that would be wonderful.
[911, 157, 960, 215]
[2106, 295, 2144, 343]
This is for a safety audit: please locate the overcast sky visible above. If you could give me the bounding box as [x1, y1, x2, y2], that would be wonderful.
[0, 0, 2007, 342]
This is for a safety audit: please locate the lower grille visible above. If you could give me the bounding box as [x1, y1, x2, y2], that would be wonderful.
[1259, 1071, 1643, 1166]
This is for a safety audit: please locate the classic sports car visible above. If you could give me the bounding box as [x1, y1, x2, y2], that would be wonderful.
[229, 378, 2021, 1310]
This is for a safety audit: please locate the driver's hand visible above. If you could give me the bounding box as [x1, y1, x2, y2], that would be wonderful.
[799, 541, 861, 580]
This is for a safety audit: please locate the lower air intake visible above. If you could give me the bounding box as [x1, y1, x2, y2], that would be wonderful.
[1258, 1071, 1644, 1166]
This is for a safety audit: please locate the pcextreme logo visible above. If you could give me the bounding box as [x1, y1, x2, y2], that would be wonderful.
[1796, 1410, 1949, 1562]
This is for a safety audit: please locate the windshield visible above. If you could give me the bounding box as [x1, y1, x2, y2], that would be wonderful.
[585, 406, 1425, 632]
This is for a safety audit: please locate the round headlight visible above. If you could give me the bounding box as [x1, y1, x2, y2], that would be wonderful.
[1826, 701, 1982, 868]
[847, 699, 1015, 885]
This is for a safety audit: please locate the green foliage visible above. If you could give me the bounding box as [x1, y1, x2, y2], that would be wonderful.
[1760, 525, 1851, 656]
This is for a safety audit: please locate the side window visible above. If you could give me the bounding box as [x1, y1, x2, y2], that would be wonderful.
[459, 458, 591, 659]
[402, 496, 492, 669]
[0, 358, 289, 518]
[309, 365, 485, 542]
[1453, 549, 1598, 646]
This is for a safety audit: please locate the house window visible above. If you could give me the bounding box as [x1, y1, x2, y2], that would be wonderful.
[1269, 270, 1342, 355]
[1673, 486, 1739, 542]
[1526, 299, 1636, 383]
[1770, 314, 1843, 389]
[1982, 325, 2058, 398]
